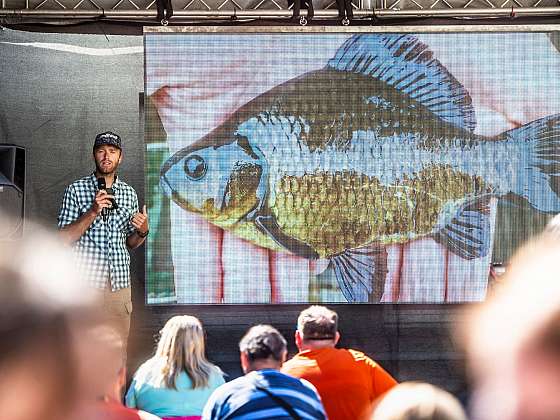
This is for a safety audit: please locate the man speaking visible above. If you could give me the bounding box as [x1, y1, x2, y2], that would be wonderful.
[58, 131, 148, 353]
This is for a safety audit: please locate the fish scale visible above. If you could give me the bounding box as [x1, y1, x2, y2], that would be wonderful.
[267, 161, 491, 257]
[254, 115, 506, 193]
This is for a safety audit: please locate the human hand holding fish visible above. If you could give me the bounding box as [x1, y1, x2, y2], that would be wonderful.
[388, 34, 560, 302]
[148, 36, 340, 303]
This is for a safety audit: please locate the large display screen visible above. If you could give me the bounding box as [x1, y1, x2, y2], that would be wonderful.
[145, 29, 560, 304]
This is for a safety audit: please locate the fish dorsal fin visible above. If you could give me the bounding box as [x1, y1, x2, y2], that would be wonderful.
[327, 34, 476, 132]
[432, 196, 492, 260]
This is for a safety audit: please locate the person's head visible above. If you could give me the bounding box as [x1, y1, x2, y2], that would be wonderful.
[93, 131, 122, 176]
[77, 325, 165, 420]
[82, 325, 126, 402]
[239, 324, 287, 373]
[295, 305, 340, 351]
[154, 315, 218, 389]
[371, 382, 467, 420]
[0, 219, 101, 420]
[465, 233, 560, 420]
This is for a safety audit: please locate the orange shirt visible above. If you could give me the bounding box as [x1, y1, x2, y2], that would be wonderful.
[281, 347, 397, 420]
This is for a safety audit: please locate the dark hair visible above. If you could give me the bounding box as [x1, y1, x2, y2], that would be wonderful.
[297, 305, 338, 340]
[239, 325, 287, 362]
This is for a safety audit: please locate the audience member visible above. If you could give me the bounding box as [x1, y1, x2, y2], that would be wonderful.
[465, 233, 560, 420]
[371, 382, 467, 420]
[0, 218, 101, 420]
[126, 315, 225, 419]
[202, 324, 326, 419]
[282, 305, 397, 420]
[91, 325, 161, 420]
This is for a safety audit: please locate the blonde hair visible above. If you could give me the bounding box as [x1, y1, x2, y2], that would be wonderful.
[372, 382, 467, 420]
[153, 315, 220, 390]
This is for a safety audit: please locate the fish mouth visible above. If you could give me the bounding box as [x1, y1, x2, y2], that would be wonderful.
[159, 172, 203, 215]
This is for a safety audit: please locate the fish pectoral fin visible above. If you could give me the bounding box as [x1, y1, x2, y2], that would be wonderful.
[432, 196, 492, 260]
[329, 245, 387, 303]
[255, 215, 319, 260]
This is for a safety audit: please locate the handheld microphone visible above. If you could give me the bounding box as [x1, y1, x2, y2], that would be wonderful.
[97, 178, 108, 221]
[97, 179, 119, 224]
[105, 188, 119, 210]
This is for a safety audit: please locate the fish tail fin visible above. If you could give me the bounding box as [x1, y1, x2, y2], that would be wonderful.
[509, 114, 560, 212]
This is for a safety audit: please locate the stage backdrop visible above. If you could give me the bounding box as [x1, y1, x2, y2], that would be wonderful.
[144, 28, 560, 305]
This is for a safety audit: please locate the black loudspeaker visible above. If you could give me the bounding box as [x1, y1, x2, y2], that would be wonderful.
[0, 145, 25, 239]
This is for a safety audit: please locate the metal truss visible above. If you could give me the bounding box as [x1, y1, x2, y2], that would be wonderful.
[1, 0, 560, 22]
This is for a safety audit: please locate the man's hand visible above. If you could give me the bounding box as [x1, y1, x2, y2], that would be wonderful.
[59, 190, 110, 244]
[91, 190, 115, 216]
[127, 205, 149, 250]
[131, 205, 149, 236]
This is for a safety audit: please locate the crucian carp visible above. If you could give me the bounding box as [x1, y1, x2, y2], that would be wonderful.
[160, 34, 560, 302]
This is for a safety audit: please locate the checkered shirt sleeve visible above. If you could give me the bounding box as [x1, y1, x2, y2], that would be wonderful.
[57, 174, 139, 291]
[58, 184, 81, 228]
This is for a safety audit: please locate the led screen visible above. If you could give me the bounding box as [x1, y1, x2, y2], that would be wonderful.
[145, 30, 560, 304]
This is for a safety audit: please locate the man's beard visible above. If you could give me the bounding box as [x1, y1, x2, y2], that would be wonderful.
[95, 161, 118, 175]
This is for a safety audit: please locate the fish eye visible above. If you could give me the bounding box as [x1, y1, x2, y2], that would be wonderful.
[184, 154, 207, 181]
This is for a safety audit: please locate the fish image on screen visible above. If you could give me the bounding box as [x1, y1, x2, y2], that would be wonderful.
[145, 31, 560, 304]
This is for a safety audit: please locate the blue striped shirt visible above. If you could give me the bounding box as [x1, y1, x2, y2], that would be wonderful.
[202, 369, 326, 420]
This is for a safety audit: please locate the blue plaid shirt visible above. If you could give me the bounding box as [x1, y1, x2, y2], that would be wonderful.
[58, 173, 139, 291]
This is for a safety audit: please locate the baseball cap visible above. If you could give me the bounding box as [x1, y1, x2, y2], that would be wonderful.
[94, 131, 122, 150]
